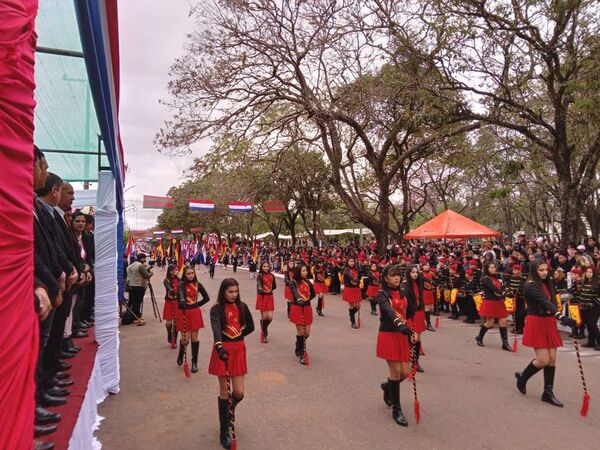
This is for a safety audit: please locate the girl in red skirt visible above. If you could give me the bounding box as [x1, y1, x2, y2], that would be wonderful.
[515, 259, 564, 407]
[343, 258, 362, 328]
[177, 266, 210, 373]
[475, 262, 512, 351]
[402, 264, 426, 372]
[366, 262, 381, 316]
[419, 259, 436, 331]
[256, 261, 276, 343]
[289, 264, 315, 365]
[162, 264, 180, 345]
[284, 260, 296, 319]
[209, 278, 254, 449]
[376, 264, 415, 426]
[313, 259, 327, 316]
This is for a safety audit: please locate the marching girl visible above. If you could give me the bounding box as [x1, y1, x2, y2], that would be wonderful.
[419, 258, 436, 331]
[343, 257, 363, 328]
[283, 260, 296, 319]
[256, 261, 276, 343]
[209, 278, 255, 449]
[376, 264, 415, 426]
[402, 264, 427, 372]
[475, 261, 512, 351]
[177, 266, 210, 373]
[163, 264, 180, 345]
[313, 259, 328, 316]
[515, 259, 563, 407]
[366, 262, 381, 316]
[289, 264, 316, 365]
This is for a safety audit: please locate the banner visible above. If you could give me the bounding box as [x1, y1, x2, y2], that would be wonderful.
[229, 202, 252, 213]
[263, 201, 286, 212]
[143, 195, 174, 209]
[189, 199, 215, 211]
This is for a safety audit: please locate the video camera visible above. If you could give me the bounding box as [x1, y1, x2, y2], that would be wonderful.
[148, 259, 156, 268]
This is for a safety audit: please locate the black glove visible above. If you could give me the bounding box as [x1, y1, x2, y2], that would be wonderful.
[397, 324, 412, 335]
[217, 346, 229, 361]
[296, 299, 307, 306]
[558, 315, 577, 329]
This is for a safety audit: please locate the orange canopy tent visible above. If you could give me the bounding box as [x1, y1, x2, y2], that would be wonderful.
[404, 209, 500, 239]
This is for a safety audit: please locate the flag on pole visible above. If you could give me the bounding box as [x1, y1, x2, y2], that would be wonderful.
[263, 201, 286, 212]
[171, 229, 184, 235]
[143, 195, 174, 209]
[229, 202, 253, 213]
[252, 240, 258, 262]
[156, 239, 164, 258]
[125, 235, 134, 259]
[153, 230, 165, 236]
[189, 199, 215, 211]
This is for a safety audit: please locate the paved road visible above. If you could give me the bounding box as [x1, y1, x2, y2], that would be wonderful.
[98, 266, 600, 450]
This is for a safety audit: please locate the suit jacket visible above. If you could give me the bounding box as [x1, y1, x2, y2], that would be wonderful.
[33, 201, 61, 304]
[82, 231, 95, 268]
[35, 199, 73, 275]
[51, 206, 84, 273]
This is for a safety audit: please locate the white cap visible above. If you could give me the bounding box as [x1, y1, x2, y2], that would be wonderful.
[577, 245, 585, 251]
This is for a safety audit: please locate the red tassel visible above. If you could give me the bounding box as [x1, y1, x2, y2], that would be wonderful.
[435, 317, 439, 328]
[512, 336, 518, 353]
[304, 351, 309, 367]
[581, 392, 590, 417]
[183, 361, 191, 378]
[260, 330, 264, 344]
[170, 338, 176, 350]
[414, 399, 421, 424]
[231, 439, 237, 450]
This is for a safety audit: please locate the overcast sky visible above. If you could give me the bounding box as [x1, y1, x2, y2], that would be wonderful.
[118, 1, 209, 230]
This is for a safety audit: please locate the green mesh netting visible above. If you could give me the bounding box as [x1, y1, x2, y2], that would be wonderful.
[34, 0, 109, 182]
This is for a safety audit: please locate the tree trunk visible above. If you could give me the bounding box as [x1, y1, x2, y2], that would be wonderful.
[559, 181, 583, 245]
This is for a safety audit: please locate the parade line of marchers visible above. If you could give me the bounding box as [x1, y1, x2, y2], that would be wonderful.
[149, 255, 593, 450]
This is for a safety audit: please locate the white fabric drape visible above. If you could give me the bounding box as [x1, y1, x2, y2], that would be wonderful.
[94, 172, 120, 394]
[68, 354, 107, 450]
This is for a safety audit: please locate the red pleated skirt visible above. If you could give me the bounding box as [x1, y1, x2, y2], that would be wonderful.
[175, 307, 204, 332]
[162, 300, 177, 320]
[366, 285, 380, 298]
[284, 285, 293, 301]
[478, 299, 507, 318]
[314, 282, 328, 295]
[522, 315, 563, 348]
[208, 341, 247, 377]
[343, 287, 362, 303]
[410, 310, 427, 334]
[255, 293, 275, 311]
[423, 290, 435, 306]
[376, 331, 410, 362]
[289, 304, 313, 325]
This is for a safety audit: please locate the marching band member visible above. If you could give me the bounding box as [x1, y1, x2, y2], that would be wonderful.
[177, 266, 210, 373]
[515, 259, 564, 407]
[376, 265, 415, 426]
[284, 260, 296, 319]
[313, 259, 328, 316]
[162, 264, 180, 345]
[256, 261, 276, 343]
[475, 261, 512, 351]
[419, 258, 436, 331]
[343, 258, 363, 328]
[507, 264, 526, 334]
[366, 262, 381, 316]
[209, 278, 254, 449]
[289, 265, 315, 365]
[402, 264, 426, 372]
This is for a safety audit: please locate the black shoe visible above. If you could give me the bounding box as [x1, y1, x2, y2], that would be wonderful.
[388, 379, 408, 426]
[60, 351, 76, 359]
[515, 361, 542, 395]
[80, 321, 93, 328]
[34, 425, 57, 438]
[177, 343, 185, 366]
[55, 372, 70, 380]
[426, 324, 435, 332]
[351, 322, 358, 329]
[502, 341, 512, 351]
[46, 386, 70, 397]
[72, 330, 88, 338]
[39, 394, 67, 407]
[34, 440, 55, 450]
[381, 381, 392, 407]
[416, 363, 424, 373]
[218, 398, 232, 449]
[58, 361, 72, 371]
[542, 389, 564, 407]
[316, 309, 324, 316]
[263, 335, 269, 343]
[66, 343, 81, 353]
[191, 362, 198, 373]
[392, 406, 408, 426]
[465, 319, 475, 324]
[56, 379, 74, 388]
[35, 407, 61, 425]
[299, 353, 306, 365]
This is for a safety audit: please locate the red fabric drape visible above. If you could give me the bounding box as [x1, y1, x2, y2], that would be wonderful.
[0, 1, 39, 449]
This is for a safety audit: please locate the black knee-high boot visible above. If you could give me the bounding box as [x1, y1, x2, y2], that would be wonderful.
[299, 336, 307, 365]
[499, 327, 512, 351]
[316, 297, 324, 316]
[349, 309, 357, 328]
[425, 311, 435, 331]
[218, 397, 232, 449]
[191, 341, 199, 373]
[541, 366, 563, 407]
[295, 335, 302, 357]
[262, 319, 271, 342]
[388, 379, 408, 426]
[515, 360, 542, 394]
[177, 341, 186, 366]
[370, 299, 377, 315]
[475, 325, 489, 346]
[414, 342, 424, 372]
[287, 302, 291, 319]
[166, 326, 172, 344]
